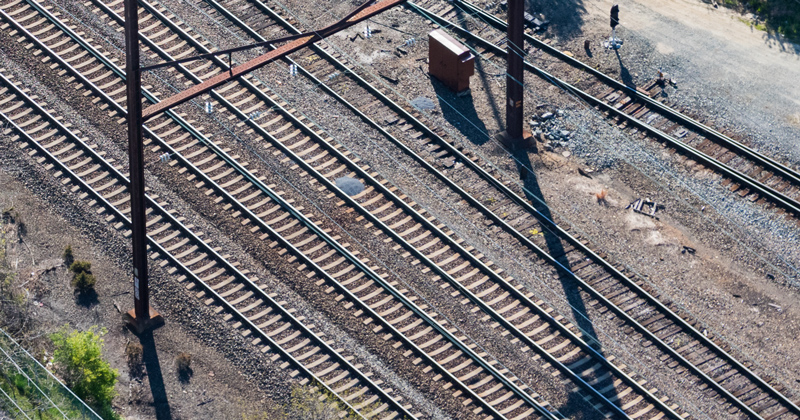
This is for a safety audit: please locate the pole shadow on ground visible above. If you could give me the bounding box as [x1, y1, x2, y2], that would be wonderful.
[615, 49, 636, 89]
[512, 148, 620, 419]
[138, 330, 172, 420]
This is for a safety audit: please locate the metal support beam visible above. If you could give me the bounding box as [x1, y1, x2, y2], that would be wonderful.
[506, 0, 524, 140]
[124, 0, 162, 333]
[142, 0, 406, 122]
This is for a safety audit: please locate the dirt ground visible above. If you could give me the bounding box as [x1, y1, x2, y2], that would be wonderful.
[544, 0, 800, 161]
[1, 0, 799, 418]
[0, 167, 276, 420]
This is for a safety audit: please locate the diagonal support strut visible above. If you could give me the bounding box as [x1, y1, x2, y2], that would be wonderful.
[142, 0, 406, 122]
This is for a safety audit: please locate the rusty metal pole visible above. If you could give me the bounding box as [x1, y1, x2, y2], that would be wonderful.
[506, 0, 524, 141]
[124, 0, 162, 333]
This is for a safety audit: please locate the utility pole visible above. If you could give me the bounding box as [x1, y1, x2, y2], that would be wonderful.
[496, 0, 531, 149]
[123, 0, 162, 334]
[118, 0, 403, 332]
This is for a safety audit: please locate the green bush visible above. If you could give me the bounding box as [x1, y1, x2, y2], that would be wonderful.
[723, 0, 800, 42]
[62, 245, 74, 266]
[69, 260, 96, 292]
[50, 326, 118, 419]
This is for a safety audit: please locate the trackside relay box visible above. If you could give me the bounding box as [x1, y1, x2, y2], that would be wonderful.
[428, 29, 474, 93]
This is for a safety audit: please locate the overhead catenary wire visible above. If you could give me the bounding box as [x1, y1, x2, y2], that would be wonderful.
[66, 1, 562, 416]
[169, 1, 724, 418]
[262, 0, 800, 409]
[45, 0, 800, 414]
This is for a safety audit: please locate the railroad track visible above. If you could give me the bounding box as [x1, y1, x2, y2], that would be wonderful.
[176, 0, 800, 418]
[94, 0, 701, 418]
[428, 0, 800, 221]
[0, 66, 410, 420]
[114, 0, 721, 419]
[0, 1, 574, 418]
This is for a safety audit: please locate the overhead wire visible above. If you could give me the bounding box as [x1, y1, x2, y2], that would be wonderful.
[262, 0, 800, 404]
[170, 0, 724, 416]
[57, 0, 565, 414]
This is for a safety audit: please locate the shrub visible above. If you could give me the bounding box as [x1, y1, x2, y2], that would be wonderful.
[69, 260, 96, 292]
[50, 326, 119, 419]
[176, 352, 192, 381]
[71, 271, 97, 291]
[69, 260, 91, 275]
[62, 245, 74, 266]
[125, 341, 144, 378]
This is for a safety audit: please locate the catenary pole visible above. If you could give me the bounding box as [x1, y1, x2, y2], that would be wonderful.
[506, 0, 524, 141]
[124, 0, 163, 333]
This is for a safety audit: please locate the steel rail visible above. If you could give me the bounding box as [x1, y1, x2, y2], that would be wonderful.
[198, 1, 689, 419]
[141, 0, 406, 120]
[21, 1, 554, 417]
[451, 0, 800, 213]
[0, 62, 390, 420]
[0, 5, 410, 419]
[163, 0, 648, 416]
[96, 1, 561, 417]
[208, 0, 798, 417]
[405, 2, 800, 418]
[412, 4, 800, 220]
[0, 94, 377, 420]
[455, 0, 800, 188]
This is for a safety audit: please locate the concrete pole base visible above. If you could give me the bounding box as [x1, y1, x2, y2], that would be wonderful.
[124, 307, 164, 334]
[495, 130, 537, 151]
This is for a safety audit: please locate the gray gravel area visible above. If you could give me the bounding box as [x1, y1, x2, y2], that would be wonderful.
[5, 0, 800, 418]
[253, 0, 800, 415]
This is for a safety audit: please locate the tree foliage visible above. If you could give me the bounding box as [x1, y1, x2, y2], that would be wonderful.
[50, 326, 118, 419]
[69, 260, 96, 292]
[62, 245, 74, 266]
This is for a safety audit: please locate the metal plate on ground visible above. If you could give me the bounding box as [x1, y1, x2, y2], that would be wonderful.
[336, 176, 365, 196]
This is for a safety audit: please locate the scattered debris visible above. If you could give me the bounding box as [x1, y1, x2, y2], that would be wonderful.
[768, 303, 782, 311]
[523, 12, 550, 31]
[411, 97, 435, 110]
[540, 112, 554, 120]
[578, 167, 593, 178]
[682, 246, 696, 254]
[766, 273, 775, 280]
[595, 189, 607, 203]
[626, 198, 658, 217]
[563, 50, 574, 58]
[561, 150, 571, 158]
[584, 39, 591, 51]
[379, 71, 399, 84]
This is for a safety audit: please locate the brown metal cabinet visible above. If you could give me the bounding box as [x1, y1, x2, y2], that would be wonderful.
[428, 29, 474, 93]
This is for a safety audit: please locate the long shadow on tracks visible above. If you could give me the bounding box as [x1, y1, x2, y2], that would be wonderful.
[512, 148, 620, 419]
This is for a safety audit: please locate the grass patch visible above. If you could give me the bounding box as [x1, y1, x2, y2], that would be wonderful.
[722, 0, 800, 43]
